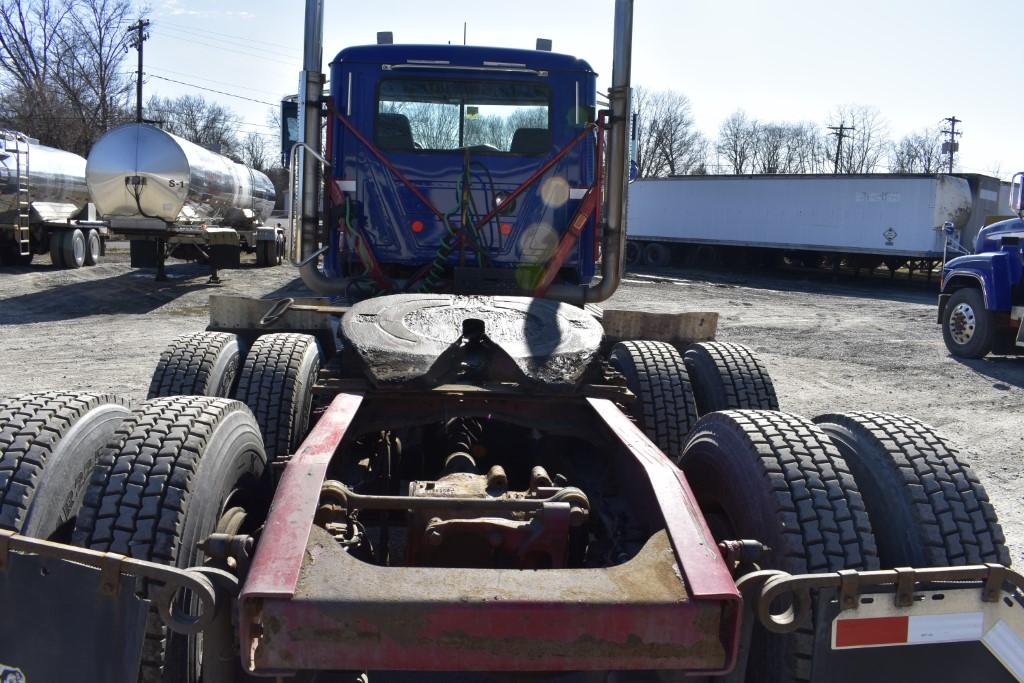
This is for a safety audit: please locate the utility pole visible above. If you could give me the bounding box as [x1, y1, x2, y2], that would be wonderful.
[828, 122, 853, 174]
[127, 18, 150, 123]
[942, 116, 962, 174]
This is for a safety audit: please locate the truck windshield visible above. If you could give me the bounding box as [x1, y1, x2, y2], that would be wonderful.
[377, 78, 550, 155]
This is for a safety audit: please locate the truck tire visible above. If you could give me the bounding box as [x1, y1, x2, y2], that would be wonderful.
[609, 340, 698, 462]
[61, 228, 86, 269]
[814, 412, 1010, 567]
[679, 410, 878, 683]
[84, 229, 101, 266]
[147, 331, 242, 399]
[49, 232, 65, 268]
[624, 241, 641, 267]
[73, 396, 267, 682]
[941, 287, 995, 358]
[235, 333, 321, 462]
[0, 391, 129, 540]
[642, 241, 671, 267]
[256, 239, 271, 267]
[683, 341, 779, 415]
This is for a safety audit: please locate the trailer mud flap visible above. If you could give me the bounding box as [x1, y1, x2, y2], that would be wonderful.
[0, 542, 147, 683]
[810, 585, 1024, 682]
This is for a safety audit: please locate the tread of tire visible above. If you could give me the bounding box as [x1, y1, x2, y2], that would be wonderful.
[814, 411, 1010, 567]
[0, 391, 126, 532]
[682, 410, 878, 683]
[686, 341, 779, 412]
[73, 396, 254, 681]
[610, 340, 698, 461]
[147, 331, 239, 398]
[235, 333, 319, 460]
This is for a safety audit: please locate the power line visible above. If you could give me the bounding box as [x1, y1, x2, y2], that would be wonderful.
[156, 23, 301, 61]
[145, 73, 277, 106]
[152, 30, 298, 67]
[155, 18, 301, 53]
[146, 65, 283, 97]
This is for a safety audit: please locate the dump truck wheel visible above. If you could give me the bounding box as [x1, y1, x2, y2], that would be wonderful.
[48, 232, 65, 268]
[73, 396, 267, 682]
[814, 411, 1010, 567]
[61, 228, 86, 269]
[0, 391, 129, 540]
[148, 331, 242, 399]
[609, 340, 698, 462]
[941, 287, 994, 358]
[679, 410, 878, 683]
[235, 333, 320, 462]
[84, 229, 101, 266]
[683, 341, 779, 415]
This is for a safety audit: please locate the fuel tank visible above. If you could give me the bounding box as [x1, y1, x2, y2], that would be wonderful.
[0, 130, 89, 223]
[86, 123, 275, 226]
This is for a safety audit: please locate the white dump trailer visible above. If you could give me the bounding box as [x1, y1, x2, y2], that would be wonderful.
[625, 174, 976, 272]
[0, 129, 109, 269]
[86, 123, 284, 280]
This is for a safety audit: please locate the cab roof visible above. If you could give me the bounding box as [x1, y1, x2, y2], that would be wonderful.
[331, 44, 595, 76]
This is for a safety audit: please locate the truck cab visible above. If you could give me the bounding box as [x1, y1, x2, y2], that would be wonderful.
[939, 172, 1024, 358]
[295, 41, 604, 297]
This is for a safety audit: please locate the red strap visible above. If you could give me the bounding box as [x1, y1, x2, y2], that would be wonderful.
[532, 187, 599, 297]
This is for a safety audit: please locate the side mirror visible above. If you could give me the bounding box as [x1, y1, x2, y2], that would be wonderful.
[1011, 171, 1024, 214]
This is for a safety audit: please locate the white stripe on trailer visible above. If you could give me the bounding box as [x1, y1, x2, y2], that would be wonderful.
[983, 620, 1024, 681]
[908, 612, 984, 644]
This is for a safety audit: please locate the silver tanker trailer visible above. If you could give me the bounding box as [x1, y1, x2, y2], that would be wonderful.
[0, 129, 110, 268]
[86, 123, 284, 280]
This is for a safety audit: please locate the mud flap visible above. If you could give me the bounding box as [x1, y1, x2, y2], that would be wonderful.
[808, 585, 1020, 683]
[0, 547, 146, 683]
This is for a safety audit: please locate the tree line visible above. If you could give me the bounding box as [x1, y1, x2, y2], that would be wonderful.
[633, 86, 955, 178]
[0, 0, 277, 170]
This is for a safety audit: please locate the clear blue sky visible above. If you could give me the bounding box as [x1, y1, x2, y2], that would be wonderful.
[145, 0, 1021, 178]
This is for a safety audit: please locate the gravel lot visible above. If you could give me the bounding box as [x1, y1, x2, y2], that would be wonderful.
[2, 251, 1021, 563]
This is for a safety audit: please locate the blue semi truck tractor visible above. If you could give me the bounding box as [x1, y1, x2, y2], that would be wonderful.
[939, 172, 1024, 358]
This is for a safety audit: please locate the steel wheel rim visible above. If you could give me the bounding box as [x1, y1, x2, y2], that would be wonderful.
[949, 302, 977, 345]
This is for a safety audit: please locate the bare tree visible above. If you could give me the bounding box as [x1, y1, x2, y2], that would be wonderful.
[633, 87, 706, 177]
[889, 128, 945, 173]
[716, 110, 756, 174]
[0, 0, 135, 154]
[146, 93, 241, 155]
[829, 105, 888, 173]
[238, 131, 269, 171]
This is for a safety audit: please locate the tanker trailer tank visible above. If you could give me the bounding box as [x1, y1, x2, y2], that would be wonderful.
[86, 123, 284, 279]
[0, 129, 108, 269]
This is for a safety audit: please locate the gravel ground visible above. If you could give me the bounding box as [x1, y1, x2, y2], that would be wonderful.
[1, 251, 1021, 563]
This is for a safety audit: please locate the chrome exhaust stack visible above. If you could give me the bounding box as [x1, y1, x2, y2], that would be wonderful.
[546, 0, 633, 305]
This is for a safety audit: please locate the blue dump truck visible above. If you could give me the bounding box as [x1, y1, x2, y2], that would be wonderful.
[940, 173, 1024, 357]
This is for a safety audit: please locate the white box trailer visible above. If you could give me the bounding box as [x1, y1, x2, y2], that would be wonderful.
[625, 174, 975, 269]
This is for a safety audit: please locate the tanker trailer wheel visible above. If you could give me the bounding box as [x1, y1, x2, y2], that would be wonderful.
[60, 228, 86, 269]
[255, 240, 273, 267]
[683, 341, 779, 415]
[679, 410, 878, 683]
[0, 391, 129, 540]
[235, 333, 321, 462]
[84, 229, 101, 266]
[941, 287, 995, 359]
[609, 340, 698, 462]
[148, 331, 243, 399]
[48, 232, 65, 268]
[814, 412, 1010, 567]
[73, 396, 267, 682]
